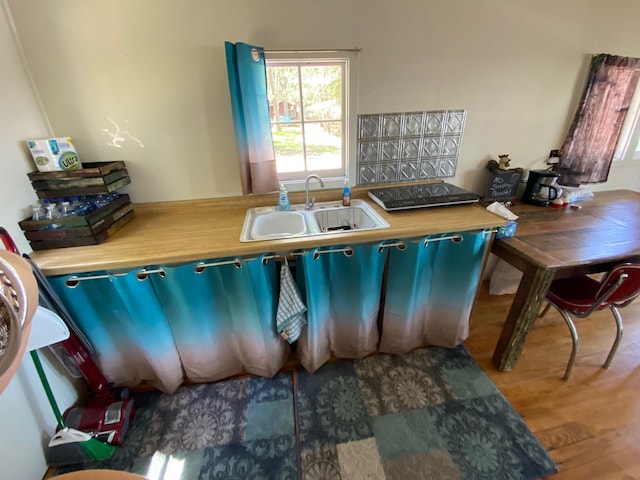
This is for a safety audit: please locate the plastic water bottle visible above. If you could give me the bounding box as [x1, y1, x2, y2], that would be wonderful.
[43, 202, 63, 229]
[92, 194, 110, 209]
[77, 196, 97, 215]
[68, 196, 82, 213]
[59, 201, 74, 217]
[44, 203, 57, 219]
[41, 199, 59, 218]
[31, 204, 44, 221]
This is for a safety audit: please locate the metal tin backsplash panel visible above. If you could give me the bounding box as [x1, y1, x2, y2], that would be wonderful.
[357, 109, 466, 185]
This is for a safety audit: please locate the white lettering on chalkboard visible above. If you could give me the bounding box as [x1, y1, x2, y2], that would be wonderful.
[487, 171, 521, 200]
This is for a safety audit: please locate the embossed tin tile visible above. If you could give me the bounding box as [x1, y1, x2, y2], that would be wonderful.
[382, 114, 403, 137]
[358, 164, 378, 185]
[359, 115, 382, 140]
[425, 111, 445, 135]
[445, 110, 466, 134]
[442, 136, 461, 156]
[401, 138, 421, 159]
[399, 161, 419, 181]
[356, 109, 466, 186]
[379, 162, 399, 183]
[438, 157, 457, 177]
[359, 140, 381, 164]
[421, 137, 441, 157]
[381, 140, 401, 160]
[402, 113, 425, 137]
[419, 160, 439, 179]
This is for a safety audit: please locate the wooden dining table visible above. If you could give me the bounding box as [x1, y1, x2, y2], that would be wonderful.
[490, 189, 640, 371]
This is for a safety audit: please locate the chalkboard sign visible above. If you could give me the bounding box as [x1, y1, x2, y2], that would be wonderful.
[485, 169, 522, 202]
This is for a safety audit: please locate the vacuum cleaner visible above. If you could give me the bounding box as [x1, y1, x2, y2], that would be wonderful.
[48, 328, 135, 445]
[1, 227, 135, 445]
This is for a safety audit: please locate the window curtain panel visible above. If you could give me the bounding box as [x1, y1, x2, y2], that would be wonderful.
[225, 41, 279, 195]
[379, 231, 490, 355]
[49, 271, 184, 394]
[558, 54, 640, 185]
[295, 244, 388, 373]
[149, 256, 289, 382]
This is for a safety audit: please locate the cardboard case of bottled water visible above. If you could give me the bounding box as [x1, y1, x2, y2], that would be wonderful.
[26, 137, 82, 172]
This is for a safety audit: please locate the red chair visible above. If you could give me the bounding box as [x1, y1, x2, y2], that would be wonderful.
[539, 263, 640, 380]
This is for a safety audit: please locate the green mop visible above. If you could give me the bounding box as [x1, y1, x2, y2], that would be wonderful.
[31, 350, 116, 466]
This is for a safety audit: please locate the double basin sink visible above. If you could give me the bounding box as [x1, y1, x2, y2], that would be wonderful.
[240, 199, 390, 242]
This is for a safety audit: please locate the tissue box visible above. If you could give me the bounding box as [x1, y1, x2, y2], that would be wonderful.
[26, 137, 82, 172]
[495, 220, 518, 239]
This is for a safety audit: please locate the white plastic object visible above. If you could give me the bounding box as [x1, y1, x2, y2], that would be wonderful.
[49, 427, 92, 446]
[27, 306, 70, 352]
[486, 202, 518, 220]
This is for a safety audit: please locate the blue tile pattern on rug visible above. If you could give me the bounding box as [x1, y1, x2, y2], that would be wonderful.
[295, 360, 373, 449]
[296, 345, 558, 480]
[198, 436, 298, 480]
[54, 372, 298, 478]
[54, 346, 557, 480]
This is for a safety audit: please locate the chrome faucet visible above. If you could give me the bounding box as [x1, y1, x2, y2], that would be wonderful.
[305, 174, 325, 210]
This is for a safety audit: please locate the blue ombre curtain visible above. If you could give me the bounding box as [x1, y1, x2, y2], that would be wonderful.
[225, 41, 279, 195]
[48, 271, 184, 394]
[379, 231, 490, 354]
[150, 256, 289, 382]
[295, 244, 388, 372]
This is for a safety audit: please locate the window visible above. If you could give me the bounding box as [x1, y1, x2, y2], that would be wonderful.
[266, 52, 356, 188]
[614, 80, 640, 162]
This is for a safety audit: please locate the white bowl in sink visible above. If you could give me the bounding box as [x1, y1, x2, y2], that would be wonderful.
[239, 200, 389, 242]
[249, 210, 309, 240]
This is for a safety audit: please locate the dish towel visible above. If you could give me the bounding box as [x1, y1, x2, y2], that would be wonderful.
[276, 262, 307, 343]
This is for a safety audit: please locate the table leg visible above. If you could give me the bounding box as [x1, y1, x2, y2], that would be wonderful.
[491, 265, 556, 371]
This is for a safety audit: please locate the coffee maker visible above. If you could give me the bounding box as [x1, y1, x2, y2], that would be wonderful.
[522, 170, 562, 206]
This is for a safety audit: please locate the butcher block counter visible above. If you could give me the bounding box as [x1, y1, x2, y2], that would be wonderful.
[28, 184, 505, 276]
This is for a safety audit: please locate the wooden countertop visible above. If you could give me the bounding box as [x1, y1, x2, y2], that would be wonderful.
[29, 185, 505, 276]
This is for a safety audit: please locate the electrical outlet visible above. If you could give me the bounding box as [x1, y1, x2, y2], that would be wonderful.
[547, 149, 560, 165]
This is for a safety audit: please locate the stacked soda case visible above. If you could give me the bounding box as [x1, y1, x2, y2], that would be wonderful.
[19, 162, 134, 250]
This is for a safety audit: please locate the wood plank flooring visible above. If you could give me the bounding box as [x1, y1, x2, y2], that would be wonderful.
[466, 281, 640, 480]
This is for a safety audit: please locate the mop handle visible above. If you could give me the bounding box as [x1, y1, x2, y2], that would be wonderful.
[30, 350, 66, 430]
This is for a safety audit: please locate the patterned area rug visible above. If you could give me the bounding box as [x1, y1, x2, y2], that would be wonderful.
[55, 346, 558, 479]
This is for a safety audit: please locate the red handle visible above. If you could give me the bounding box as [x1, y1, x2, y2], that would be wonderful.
[0, 227, 20, 254]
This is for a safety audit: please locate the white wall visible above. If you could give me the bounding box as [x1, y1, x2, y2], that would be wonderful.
[5, 0, 640, 204]
[0, 2, 79, 479]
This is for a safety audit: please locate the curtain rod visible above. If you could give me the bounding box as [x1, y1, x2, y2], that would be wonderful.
[264, 48, 362, 54]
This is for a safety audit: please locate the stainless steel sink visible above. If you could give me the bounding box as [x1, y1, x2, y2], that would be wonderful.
[314, 205, 381, 232]
[239, 199, 389, 242]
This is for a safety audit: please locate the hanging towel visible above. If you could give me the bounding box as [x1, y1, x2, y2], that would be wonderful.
[276, 262, 307, 343]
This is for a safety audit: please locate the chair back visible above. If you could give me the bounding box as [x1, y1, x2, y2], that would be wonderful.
[596, 263, 640, 308]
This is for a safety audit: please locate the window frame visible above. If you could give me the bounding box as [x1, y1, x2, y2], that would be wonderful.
[265, 51, 357, 192]
[614, 80, 640, 162]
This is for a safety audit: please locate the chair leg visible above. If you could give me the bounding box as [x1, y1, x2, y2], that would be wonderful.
[603, 306, 624, 369]
[556, 308, 579, 381]
[539, 302, 552, 318]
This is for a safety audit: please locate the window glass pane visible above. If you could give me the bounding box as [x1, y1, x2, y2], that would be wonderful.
[306, 122, 342, 171]
[268, 66, 300, 123]
[301, 65, 342, 122]
[272, 123, 305, 172]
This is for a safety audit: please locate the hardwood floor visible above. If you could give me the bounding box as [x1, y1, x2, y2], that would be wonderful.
[466, 281, 640, 480]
